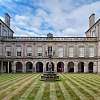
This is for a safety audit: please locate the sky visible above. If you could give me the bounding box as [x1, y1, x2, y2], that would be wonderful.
[0, 0, 100, 37]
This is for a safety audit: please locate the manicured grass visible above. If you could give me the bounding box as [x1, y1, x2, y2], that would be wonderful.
[0, 73, 100, 100]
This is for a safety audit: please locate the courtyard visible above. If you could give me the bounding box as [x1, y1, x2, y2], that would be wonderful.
[0, 73, 100, 100]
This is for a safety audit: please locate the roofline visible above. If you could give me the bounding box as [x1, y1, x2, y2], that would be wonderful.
[0, 19, 14, 33]
[12, 36, 96, 38]
[85, 18, 100, 33]
[0, 36, 97, 38]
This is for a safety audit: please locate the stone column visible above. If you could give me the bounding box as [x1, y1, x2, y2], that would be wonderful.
[43, 62, 46, 72]
[93, 62, 98, 73]
[84, 62, 88, 73]
[12, 61, 16, 73]
[54, 62, 57, 72]
[8, 61, 9, 73]
[22, 62, 26, 73]
[33, 62, 36, 73]
[64, 62, 68, 73]
[98, 60, 100, 73]
[32, 62, 34, 72]
[74, 62, 78, 73]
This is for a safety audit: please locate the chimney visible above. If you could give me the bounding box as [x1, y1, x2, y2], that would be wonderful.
[4, 13, 10, 27]
[89, 13, 95, 28]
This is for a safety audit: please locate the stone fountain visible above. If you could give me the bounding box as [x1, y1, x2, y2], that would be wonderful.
[41, 45, 59, 81]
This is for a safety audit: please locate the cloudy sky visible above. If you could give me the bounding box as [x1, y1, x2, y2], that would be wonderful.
[0, 0, 100, 37]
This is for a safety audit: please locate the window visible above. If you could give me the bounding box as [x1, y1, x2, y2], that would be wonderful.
[79, 47, 84, 57]
[2, 29, 7, 36]
[48, 46, 52, 56]
[37, 47, 42, 56]
[89, 47, 94, 57]
[92, 30, 96, 37]
[69, 47, 74, 57]
[6, 47, 11, 56]
[58, 47, 63, 57]
[16, 47, 22, 56]
[27, 47, 32, 56]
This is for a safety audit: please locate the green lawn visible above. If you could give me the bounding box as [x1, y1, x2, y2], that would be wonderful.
[0, 73, 100, 100]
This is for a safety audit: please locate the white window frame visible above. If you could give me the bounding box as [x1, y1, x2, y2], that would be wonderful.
[69, 47, 74, 57]
[79, 47, 84, 57]
[6, 46, 11, 56]
[16, 47, 22, 56]
[26, 47, 32, 56]
[37, 47, 42, 57]
[89, 47, 94, 57]
[58, 47, 63, 57]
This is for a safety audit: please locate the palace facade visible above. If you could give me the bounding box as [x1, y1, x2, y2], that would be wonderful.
[0, 13, 100, 73]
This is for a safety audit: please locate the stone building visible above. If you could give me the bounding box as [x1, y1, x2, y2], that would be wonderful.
[0, 13, 100, 73]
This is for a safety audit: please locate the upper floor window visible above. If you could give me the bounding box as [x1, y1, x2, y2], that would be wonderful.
[58, 47, 63, 57]
[48, 46, 52, 53]
[79, 47, 84, 57]
[89, 47, 94, 57]
[48, 46, 52, 56]
[27, 47, 32, 56]
[16, 47, 22, 56]
[2, 29, 7, 36]
[6, 47, 11, 56]
[69, 47, 74, 57]
[37, 47, 42, 56]
[92, 30, 96, 37]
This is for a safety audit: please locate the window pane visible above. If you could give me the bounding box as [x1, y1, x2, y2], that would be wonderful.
[69, 47, 74, 57]
[89, 47, 94, 57]
[16, 47, 22, 56]
[27, 47, 32, 56]
[37, 47, 42, 56]
[6, 47, 11, 56]
[16, 47, 21, 52]
[37, 47, 42, 53]
[79, 47, 84, 57]
[58, 47, 63, 57]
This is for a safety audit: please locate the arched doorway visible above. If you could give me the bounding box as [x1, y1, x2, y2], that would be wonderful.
[3, 62, 8, 73]
[36, 62, 43, 72]
[68, 62, 74, 72]
[16, 62, 23, 72]
[26, 62, 33, 72]
[46, 62, 54, 72]
[57, 62, 64, 72]
[88, 62, 93, 73]
[78, 62, 84, 72]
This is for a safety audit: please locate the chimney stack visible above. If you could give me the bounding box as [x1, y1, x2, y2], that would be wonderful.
[89, 13, 95, 28]
[5, 13, 10, 27]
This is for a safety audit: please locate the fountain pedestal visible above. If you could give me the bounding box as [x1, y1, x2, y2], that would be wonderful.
[41, 61, 59, 81]
[41, 71, 59, 81]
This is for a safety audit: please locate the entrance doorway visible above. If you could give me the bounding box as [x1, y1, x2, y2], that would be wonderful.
[57, 62, 64, 72]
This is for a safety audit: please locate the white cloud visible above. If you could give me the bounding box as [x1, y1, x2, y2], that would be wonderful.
[0, 0, 100, 37]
